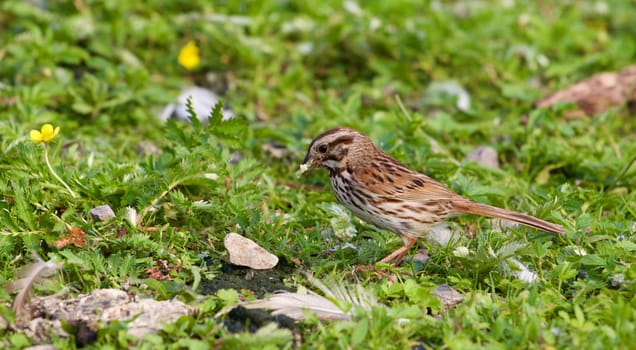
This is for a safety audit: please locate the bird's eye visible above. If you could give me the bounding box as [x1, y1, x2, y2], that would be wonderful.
[318, 144, 328, 153]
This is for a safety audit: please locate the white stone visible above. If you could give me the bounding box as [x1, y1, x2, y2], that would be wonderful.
[224, 233, 278, 270]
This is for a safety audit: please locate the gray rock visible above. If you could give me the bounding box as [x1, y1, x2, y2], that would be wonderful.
[90, 205, 116, 222]
[411, 248, 429, 264]
[432, 284, 463, 311]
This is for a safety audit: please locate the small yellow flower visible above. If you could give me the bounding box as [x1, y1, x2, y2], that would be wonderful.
[30, 124, 60, 144]
[178, 41, 200, 70]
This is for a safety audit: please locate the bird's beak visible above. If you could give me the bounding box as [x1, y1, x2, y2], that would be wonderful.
[297, 153, 315, 177]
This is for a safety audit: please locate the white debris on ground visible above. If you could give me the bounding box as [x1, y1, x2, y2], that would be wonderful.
[425, 80, 471, 111]
[12, 289, 195, 343]
[427, 222, 458, 246]
[507, 258, 538, 283]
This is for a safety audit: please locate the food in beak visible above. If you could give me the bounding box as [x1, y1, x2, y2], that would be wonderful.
[296, 162, 311, 177]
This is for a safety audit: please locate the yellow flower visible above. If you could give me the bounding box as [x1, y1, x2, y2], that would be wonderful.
[30, 124, 60, 144]
[178, 41, 200, 70]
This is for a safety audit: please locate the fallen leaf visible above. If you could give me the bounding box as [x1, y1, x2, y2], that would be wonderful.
[145, 260, 178, 281]
[535, 65, 636, 117]
[55, 227, 86, 249]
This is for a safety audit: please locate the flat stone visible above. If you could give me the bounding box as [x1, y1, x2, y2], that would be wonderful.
[89, 205, 116, 221]
[224, 233, 278, 270]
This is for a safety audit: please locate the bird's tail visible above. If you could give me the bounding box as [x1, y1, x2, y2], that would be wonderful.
[453, 201, 565, 235]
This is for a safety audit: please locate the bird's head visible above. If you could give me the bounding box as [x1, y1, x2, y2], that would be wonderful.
[298, 127, 373, 175]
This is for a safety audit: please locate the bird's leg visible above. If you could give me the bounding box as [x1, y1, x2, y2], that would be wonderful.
[379, 236, 417, 266]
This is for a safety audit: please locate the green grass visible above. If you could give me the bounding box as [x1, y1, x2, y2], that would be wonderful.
[1, 0, 635, 348]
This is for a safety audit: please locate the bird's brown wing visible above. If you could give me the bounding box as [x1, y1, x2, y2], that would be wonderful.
[349, 162, 565, 235]
[350, 165, 462, 201]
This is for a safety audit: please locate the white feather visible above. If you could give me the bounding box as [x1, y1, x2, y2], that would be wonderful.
[5, 252, 63, 317]
[242, 292, 348, 321]
[216, 274, 377, 321]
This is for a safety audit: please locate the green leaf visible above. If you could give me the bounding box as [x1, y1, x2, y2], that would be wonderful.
[216, 288, 239, 306]
[575, 214, 594, 231]
[58, 250, 86, 266]
[12, 180, 36, 230]
[185, 96, 203, 131]
[350, 318, 369, 346]
[403, 279, 439, 307]
[145, 279, 168, 299]
[616, 240, 636, 252]
[580, 254, 606, 267]
[190, 265, 202, 292]
[206, 100, 225, 127]
[9, 333, 31, 347]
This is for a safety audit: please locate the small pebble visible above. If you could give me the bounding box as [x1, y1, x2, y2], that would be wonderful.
[136, 141, 162, 156]
[466, 146, 499, 168]
[90, 205, 116, 222]
[432, 284, 463, 310]
[411, 248, 429, 264]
